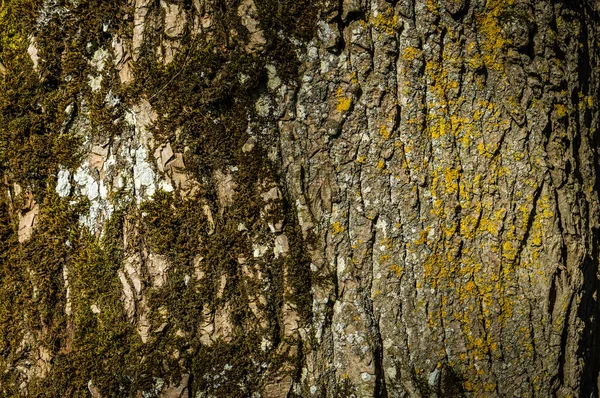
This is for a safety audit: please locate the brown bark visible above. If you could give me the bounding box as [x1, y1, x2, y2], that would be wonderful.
[0, 0, 599, 397]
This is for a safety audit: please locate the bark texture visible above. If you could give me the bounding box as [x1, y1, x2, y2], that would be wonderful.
[1, 0, 600, 397]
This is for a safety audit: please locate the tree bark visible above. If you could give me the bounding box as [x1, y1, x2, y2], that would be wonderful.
[0, 0, 599, 397]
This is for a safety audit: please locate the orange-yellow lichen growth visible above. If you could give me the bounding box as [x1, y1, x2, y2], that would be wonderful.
[369, 9, 399, 36]
[331, 222, 345, 235]
[555, 104, 568, 119]
[473, 0, 516, 71]
[402, 46, 422, 62]
[391, 264, 403, 278]
[336, 87, 353, 113]
[379, 125, 391, 140]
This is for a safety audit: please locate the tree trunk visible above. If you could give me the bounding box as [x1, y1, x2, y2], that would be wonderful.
[1, 0, 599, 397]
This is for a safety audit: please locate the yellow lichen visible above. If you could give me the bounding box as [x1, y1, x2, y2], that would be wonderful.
[336, 87, 352, 112]
[331, 222, 345, 235]
[391, 264, 403, 278]
[473, 0, 515, 71]
[379, 125, 391, 140]
[369, 10, 399, 35]
[402, 46, 422, 61]
[555, 104, 568, 118]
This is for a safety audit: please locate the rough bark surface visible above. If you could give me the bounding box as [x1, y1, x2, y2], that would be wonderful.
[0, 0, 599, 397]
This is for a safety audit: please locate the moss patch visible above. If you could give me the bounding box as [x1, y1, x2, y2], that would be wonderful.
[0, 0, 321, 394]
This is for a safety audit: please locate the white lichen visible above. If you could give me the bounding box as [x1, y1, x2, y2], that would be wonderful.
[56, 169, 71, 197]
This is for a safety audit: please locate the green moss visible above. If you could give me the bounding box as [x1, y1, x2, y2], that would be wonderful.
[0, 1, 140, 394]
[0, 0, 131, 194]
[282, 207, 313, 322]
[255, 0, 322, 80]
[0, 0, 321, 394]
